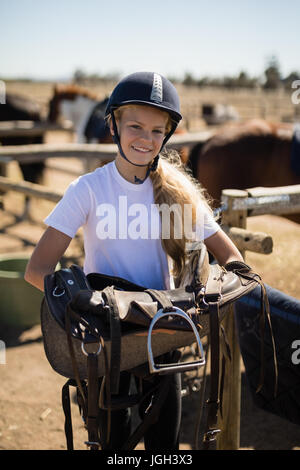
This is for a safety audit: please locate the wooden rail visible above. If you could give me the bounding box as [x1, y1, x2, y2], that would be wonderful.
[223, 225, 273, 254]
[0, 120, 74, 138]
[0, 130, 214, 165]
[0, 120, 213, 145]
[0, 176, 63, 203]
[245, 185, 300, 216]
[0, 143, 117, 164]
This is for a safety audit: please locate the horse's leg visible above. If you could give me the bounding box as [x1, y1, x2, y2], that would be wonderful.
[18, 136, 44, 220]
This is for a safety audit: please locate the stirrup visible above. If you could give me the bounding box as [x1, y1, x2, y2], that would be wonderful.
[147, 307, 206, 374]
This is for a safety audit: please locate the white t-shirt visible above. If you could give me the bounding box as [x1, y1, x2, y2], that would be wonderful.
[44, 161, 219, 289]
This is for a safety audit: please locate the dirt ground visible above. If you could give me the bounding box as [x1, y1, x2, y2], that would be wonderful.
[1, 152, 300, 450]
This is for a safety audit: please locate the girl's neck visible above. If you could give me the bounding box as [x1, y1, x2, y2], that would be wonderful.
[115, 154, 149, 184]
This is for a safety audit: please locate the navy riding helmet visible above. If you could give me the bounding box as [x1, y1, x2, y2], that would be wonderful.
[105, 72, 182, 183]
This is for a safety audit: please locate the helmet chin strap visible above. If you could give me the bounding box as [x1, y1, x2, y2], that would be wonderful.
[110, 109, 176, 184]
[134, 155, 159, 184]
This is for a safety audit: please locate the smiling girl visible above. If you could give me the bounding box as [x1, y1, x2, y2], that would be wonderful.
[25, 72, 243, 449]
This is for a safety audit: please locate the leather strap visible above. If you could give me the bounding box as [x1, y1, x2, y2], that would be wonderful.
[55, 269, 82, 299]
[86, 352, 100, 450]
[121, 374, 173, 450]
[232, 269, 278, 397]
[202, 301, 221, 449]
[145, 289, 174, 310]
[202, 266, 223, 449]
[61, 379, 75, 450]
[65, 304, 88, 404]
[102, 286, 122, 395]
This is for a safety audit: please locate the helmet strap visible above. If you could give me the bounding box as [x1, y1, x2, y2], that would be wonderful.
[134, 155, 159, 184]
[162, 121, 178, 147]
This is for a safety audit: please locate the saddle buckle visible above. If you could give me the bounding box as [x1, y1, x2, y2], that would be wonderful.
[81, 341, 102, 357]
[203, 428, 221, 442]
[84, 440, 100, 450]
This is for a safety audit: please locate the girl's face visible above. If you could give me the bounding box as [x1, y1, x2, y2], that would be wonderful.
[113, 105, 169, 167]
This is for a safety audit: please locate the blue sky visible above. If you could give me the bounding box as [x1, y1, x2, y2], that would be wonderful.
[1, 0, 299, 80]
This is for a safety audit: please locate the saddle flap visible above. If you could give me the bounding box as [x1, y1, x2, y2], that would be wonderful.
[112, 288, 196, 331]
[44, 266, 98, 339]
[121, 300, 158, 325]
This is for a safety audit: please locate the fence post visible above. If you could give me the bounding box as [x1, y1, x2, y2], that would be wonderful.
[217, 189, 248, 450]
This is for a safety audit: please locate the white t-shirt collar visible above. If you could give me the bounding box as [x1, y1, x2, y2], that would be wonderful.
[111, 160, 152, 192]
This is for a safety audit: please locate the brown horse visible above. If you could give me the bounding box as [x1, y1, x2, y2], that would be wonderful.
[188, 119, 300, 221]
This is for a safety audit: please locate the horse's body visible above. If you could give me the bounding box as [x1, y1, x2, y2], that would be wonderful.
[0, 93, 46, 215]
[0, 93, 42, 122]
[188, 119, 300, 222]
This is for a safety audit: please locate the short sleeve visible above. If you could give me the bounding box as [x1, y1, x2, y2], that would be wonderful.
[44, 176, 90, 238]
[193, 203, 220, 242]
[203, 210, 220, 239]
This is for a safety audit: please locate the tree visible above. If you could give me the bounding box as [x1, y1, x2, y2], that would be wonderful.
[282, 71, 300, 90]
[182, 72, 197, 87]
[73, 68, 87, 84]
[263, 56, 282, 89]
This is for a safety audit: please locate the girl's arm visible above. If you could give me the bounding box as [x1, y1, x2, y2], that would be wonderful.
[204, 229, 244, 266]
[25, 226, 72, 292]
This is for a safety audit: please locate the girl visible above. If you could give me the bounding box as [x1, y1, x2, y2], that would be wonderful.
[25, 72, 243, 449]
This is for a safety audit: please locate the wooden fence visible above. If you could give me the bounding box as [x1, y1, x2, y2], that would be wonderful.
[0, 120, 74, 138]
[0, 128, 214, 164]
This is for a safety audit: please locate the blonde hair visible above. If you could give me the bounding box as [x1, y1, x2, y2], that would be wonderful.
[107, 105, 214, 279]
[150, 150, 213, 280]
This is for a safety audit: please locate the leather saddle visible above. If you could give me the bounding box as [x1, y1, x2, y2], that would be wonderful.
[41, 242, 271, 451]
[41, 243, 259, 383]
